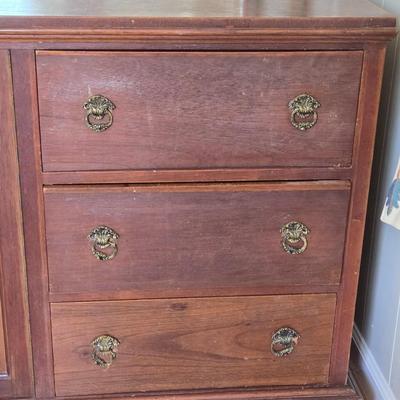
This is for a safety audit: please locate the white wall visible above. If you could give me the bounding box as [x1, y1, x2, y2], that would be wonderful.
[355, 0, 400, 398]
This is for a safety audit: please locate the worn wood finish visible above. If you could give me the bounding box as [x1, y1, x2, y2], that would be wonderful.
[0, 298, 6, 374]
[42, 167, 353, 185]
[0, 1, 395, 48]
[37, 51, 362, 172]
[44, 182, 349, 298]
[52, 294, 336, 396]
[0, 0, 395, 35]
[0, 1, 395, 399]
[329, 46, 388, 385]
[0, 0, 393, 21]
[11, 49, 55, 398]
[0, 49, 33, 398]
[52, 386, 360, 400]
[48, 285, 341, 304]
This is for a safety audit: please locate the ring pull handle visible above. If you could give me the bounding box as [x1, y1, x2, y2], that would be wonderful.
[271, 327, 300, 357]
[288, 93, 320, 131]
[88, 226, 119, 261]
[83, 95, 115, 133]
[91, 335, 120, 368]
[280, 221, 310, 255]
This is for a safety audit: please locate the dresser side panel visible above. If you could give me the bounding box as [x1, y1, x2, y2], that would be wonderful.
[0, 49, 33, 398]
[329, 45, 388, 384]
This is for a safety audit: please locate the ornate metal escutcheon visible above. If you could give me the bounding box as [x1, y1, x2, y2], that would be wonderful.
[288, 93, 321, 131]
[271, 327, 300, 357]
[83, 94, 116, 133]
[91, 335, 120, 368]
[280, 221, 310, 255]
[88, 226, 119, 261]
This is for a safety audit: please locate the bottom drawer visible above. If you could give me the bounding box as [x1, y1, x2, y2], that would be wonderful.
[51, 294, 336, 397]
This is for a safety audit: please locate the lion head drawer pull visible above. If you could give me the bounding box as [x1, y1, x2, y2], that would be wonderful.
[271, 327, 300, 357]
[83, 94, 115, 133]
[280, 221, 310, 255]
[88, 226, 119, 261]
[91, 335, 120, 368]
[288, 93, 320, 131]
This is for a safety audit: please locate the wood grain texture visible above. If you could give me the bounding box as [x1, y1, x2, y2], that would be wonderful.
[0, 298, 6, 374]
[42, 167, 353, 185]
[329, 45, 388, 385]
[37, 51, 362, 172]
[44, 182, 350, 298]
[1, 2, 395, 398]
[51, 294, 336, 396]
[0, 1, 395, 46]
[0, 0, 395, 34]
[51, 386, 361, 400]
[11, 49, 55, 398]
[0, 0, 393, 20]
[0, 49, 33, 398]
[48, 285, 340, 304]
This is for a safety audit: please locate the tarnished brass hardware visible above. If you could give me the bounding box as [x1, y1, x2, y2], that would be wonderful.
[280, 221, 310, 255]
[88, 226, 119, 261]
[271, 327, 300, 357]
[288, 93, 320, 131]
[91, 335, 120, 368]
[83, 95, 115, 132]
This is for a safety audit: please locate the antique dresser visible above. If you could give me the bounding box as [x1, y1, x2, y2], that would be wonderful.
[0, 1, 396, 399]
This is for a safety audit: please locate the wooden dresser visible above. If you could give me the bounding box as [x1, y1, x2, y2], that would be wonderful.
[0, 1, 396, 399]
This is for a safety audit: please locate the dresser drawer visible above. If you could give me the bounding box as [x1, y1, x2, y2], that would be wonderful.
[44, 182, 350, 298]
[37, 50, 362, 172]
[51, 294, 336, 396]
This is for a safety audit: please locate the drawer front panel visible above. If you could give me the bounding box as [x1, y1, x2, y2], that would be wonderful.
[37, 51, 362, 172]
[44, 182, 350, 297]
[51, 294, 336, 396]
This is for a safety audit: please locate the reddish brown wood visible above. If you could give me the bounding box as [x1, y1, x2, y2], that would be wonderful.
[11, 49, 55, 398]
[53, 386, 360, 400]
[0, 49, 33, 398]
[0, 0, 394, 25]
[37, 51, 362, 172]
[0, 2, 395, 399]
[0, 1, 395, 49]
[42, 167, 353, 185]
[44, 182, 349, 298]
[48, 285, 340, 303]
[329, 45, 388, 384]
[53, 386, 361, 400]
[0, 40, 393, 52]
[52, 294, 336, 396]
[0, 299, 6, 374]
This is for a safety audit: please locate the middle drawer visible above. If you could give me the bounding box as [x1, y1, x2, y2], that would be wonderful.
[44, 182, 350, 298]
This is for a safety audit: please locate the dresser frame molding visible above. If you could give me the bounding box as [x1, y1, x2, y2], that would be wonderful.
[0, 50, 33, 399]
[2, 11, 395, 400]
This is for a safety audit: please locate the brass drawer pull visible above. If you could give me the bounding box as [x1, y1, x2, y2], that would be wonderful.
[83, 94, 115, 133]
[88, 226, 119, 261]
[288, 93, 320, 131]
[271, 327, 300, 357]
[280, 221, 310, 255]
[91, 335, 120, 368]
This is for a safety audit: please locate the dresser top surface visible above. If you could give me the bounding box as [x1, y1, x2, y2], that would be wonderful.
[0, 0, 395, 30]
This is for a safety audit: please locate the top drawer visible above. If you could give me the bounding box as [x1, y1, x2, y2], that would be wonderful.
[37, 51, 362, 172]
